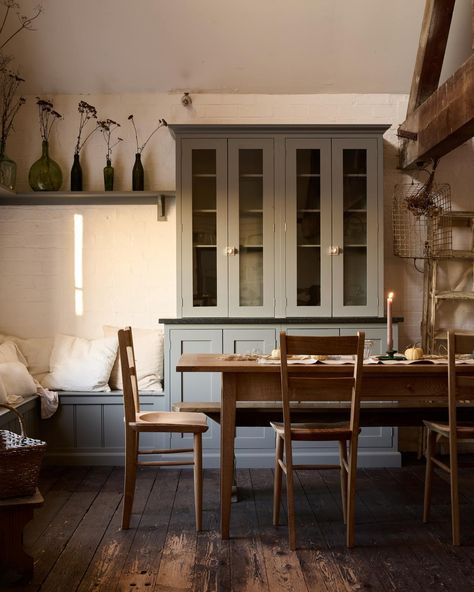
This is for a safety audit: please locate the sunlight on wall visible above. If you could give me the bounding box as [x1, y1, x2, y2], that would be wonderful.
[74, 213, 84, 316]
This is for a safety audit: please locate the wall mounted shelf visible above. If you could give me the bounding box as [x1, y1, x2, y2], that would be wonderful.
[0, 190, 175, 219]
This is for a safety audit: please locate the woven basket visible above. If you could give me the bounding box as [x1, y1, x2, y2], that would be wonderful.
[0, 403, 47, 499]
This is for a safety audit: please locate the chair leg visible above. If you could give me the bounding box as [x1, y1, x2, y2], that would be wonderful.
[285, 446, 297, 551]
[448, 434, 460, 546]
[273, 433, 284, 526]
[338, 440, 348, 525]
[346, 435, 359, 548]
[194, 433, 203, 532]
[423, 429, 437, 524]
[122, 428, 138, 529]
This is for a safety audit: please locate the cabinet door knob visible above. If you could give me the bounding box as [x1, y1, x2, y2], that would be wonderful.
[224, 246, 237, 255]
[329, 245, 342, 255]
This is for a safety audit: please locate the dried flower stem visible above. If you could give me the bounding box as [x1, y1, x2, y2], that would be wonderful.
[98, 118, 122, 161]
[128, 114, 167, 154]
[0, 69, 24, 148]
[74, 100, 98, 155]
[0, 2, 43, 52]
[36, 97, 61, 142]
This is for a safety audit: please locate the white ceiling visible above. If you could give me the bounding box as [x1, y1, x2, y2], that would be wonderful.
[7, 0, 474, 96]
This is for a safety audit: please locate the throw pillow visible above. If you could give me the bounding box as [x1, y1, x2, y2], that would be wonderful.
[0, 340, 28, 365]
[0, 361, 37, 397]
[0, 333, 53, 377]
[103, 325, 163, 392]
[42, 334, 118, 392]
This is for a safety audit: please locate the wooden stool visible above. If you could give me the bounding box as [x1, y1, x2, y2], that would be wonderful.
[0, 488, 43, 585]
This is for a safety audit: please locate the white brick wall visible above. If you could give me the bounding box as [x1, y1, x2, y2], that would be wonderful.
[0, 92, 473, 348]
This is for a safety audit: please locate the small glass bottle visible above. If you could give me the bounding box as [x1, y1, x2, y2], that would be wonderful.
[132, 153, 144, 191]
[104, 159, 114, 191]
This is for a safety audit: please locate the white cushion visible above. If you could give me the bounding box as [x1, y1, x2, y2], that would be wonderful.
[103, 325, 163, 392]
[42, 334, 118, 392]
[0, 340, 28, 365]
[0, 361, 37, 397]
[0, 333, 53, 377]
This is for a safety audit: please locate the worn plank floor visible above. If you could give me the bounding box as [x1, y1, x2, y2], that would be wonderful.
[4, 460, 474, 591]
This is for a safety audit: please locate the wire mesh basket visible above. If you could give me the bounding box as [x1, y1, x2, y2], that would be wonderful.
[0, 403, 46, 499]
[393, 182, 452, 259]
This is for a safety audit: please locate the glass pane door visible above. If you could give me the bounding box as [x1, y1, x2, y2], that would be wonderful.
[332, 139, 379, 316]
[192, 149, 218, 307]
[228, 139, 274, 317]
[181, 139, 228, 317]
[285, 139, 332, 316]
[342, 148, 368, 306]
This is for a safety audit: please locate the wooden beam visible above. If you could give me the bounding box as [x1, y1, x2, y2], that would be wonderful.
[399, 53, 474, 168]
[407, 0, 456, 115]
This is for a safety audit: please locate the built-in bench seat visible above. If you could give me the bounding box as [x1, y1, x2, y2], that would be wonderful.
[172, 400, 474, 427]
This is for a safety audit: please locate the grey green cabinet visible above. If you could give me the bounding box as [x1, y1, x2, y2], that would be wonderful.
[171, 124, 389, 319]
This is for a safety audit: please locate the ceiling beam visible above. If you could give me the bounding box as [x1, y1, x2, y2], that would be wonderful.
[406, 0, 456, 115]
[399, 52, 474, 168]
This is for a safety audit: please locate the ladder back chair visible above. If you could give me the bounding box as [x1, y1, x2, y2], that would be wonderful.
[118, 327, 208, 530]
[423, 331, 474, 545]
[271, 331, 365, 550]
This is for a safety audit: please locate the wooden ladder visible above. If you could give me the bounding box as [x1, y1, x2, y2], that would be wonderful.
[423, 211, 474, 353]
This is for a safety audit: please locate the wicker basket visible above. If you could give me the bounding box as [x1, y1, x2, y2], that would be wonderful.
[0, 403, 47, 499]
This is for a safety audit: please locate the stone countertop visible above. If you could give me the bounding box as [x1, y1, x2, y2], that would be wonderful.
[158, 317, 404, 325]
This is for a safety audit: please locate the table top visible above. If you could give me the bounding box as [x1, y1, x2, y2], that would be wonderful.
[176, 353, 474, 376]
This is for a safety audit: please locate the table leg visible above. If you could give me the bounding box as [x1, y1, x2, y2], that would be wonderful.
[220, 373, 237, 539]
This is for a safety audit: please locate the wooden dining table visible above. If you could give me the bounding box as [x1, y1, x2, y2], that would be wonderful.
[176, 353, 474, 539]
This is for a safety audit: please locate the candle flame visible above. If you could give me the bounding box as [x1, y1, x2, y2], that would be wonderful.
[388, 291, 394, 300]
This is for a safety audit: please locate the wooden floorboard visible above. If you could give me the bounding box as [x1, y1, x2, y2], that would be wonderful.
[5, 462, 474, 591]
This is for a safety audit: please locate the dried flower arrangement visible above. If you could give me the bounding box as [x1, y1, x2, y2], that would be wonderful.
[0, 1, 43, 188]
[0, 71, 24, 150]
[128, 114, 167, 154]
[73, 100, 99, 155]
[98, 118, 122, 163]
[36, 97, 62, 141]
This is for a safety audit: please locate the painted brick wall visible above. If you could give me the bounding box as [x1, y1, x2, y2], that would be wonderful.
[0, 93, 473, 347]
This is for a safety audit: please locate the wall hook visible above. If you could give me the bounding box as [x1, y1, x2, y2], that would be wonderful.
[181, 92, 192, 107]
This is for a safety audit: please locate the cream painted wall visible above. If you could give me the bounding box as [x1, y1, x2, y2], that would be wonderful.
[1, 92, 474, 349]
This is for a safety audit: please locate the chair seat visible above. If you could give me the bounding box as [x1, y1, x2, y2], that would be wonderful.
[423, 419, 474, 439]
[270, 420, 352, 441]
[132, 411, 208, 433]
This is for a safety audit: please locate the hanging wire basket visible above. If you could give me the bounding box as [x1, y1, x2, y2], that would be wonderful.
[392, 181, 452, 259]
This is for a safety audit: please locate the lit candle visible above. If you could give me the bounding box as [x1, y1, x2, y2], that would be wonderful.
[387, 291, 394, 352]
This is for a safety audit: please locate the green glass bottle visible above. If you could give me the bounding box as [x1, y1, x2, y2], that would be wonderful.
[0, 142, 16, 191]
[70, 153, 83, 191]
[132, 152, 144, 191]
[104, 159, 114, 191]
[28, 140, 62, 191]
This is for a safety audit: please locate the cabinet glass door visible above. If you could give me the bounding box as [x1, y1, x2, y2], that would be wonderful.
[332, 139, 379, 316]
[228, 139, 274, 317]
[285, 139, 332, 316]
[181, 139, 228, 317]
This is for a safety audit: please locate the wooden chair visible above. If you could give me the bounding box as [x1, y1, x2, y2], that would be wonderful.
[118, 327, 208, 530]
[423, 331, 474, 545]
[271, 331, 364, 550]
